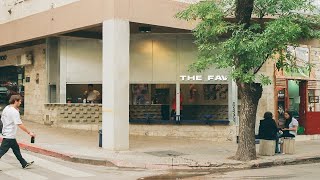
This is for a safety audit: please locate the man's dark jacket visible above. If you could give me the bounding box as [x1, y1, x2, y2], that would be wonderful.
[258, 118, 278, 140]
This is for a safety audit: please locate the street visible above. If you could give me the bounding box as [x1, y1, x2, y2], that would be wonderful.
[0, 150, 164, 180]
[1, 149, 320, 180]
[184, 163, 320, 180]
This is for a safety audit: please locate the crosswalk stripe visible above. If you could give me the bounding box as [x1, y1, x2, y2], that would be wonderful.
[0, 161, 48, 180]
[8, 153, 94, 178]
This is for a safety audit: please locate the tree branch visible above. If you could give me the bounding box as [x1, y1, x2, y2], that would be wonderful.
[253, 54, 271, 74]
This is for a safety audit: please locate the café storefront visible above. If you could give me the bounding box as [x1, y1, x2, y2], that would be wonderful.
[43, 34, 239, 142]
[129, 34, 236, 124]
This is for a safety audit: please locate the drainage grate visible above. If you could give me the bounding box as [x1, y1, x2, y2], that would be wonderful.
[144, 150, 186, 157]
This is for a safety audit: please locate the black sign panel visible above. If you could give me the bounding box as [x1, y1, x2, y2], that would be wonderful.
[0, 55, 7, 61]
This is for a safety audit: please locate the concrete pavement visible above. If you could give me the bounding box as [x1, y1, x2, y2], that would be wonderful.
[0, 151, 163, 180]
[2, 121, 320, 170]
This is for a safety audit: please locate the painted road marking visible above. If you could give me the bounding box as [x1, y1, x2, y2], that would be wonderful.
[7, 153, 94, 178]
[0, 161, 48, 180]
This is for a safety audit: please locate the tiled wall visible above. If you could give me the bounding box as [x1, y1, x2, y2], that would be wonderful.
[43, 103, 102, 130]
[130, 124, 237, 142]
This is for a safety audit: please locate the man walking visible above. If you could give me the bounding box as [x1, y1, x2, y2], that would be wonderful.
[0, 95, 35, 168]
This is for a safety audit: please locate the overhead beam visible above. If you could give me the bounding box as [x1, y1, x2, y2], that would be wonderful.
[0, 0, 193, 47]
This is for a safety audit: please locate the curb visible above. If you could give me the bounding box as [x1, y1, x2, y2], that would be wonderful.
[0, 137, 116, 167]
[1, 137, 320, 170]
[249, 156, 320, 169]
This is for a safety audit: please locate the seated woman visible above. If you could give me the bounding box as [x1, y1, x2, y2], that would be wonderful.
[281, 111, 299, 138]
[258, 112, 279, 153]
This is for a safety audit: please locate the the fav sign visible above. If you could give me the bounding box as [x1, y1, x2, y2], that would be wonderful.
[180, 75, 228, 81]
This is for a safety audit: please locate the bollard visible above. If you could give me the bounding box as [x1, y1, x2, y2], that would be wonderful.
[98, 129, 102, 147]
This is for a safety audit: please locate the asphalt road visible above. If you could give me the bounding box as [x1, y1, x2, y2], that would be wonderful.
[2, 150, 320, 180]
[0, 150, 165, 180]
[185, 163, 320, 180]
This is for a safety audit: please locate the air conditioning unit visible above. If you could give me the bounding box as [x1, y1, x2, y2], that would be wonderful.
[16, 52, 33, 66]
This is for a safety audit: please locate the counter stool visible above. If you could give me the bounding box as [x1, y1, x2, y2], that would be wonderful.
[203, 114, 214, 124]
[144, 113, 154, 124]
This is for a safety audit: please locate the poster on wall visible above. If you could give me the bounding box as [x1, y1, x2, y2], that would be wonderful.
[309, 96, 319, 103]
[203, 84, 228, 101]
[132, 84, 150, 105]
[284, 46, 310, 78]
[310, 48, 320, 79]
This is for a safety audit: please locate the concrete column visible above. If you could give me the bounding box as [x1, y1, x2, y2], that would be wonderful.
[228, 80, 238, 125]
[102, 19, 129, 150]
[59, 39, 67, 103]
[176, 82, 180, 120]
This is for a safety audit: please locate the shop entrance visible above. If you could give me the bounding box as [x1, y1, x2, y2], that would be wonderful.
[277, 80, 320, 135]
[277, 80, 307, 130]
[305, 81, 320, 135]
[0, 66, 25, 113]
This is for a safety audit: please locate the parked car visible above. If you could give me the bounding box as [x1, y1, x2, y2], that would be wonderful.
[0, 86, 9, 117]
[0, 86, 25, 118]
[0, 86, 9, 132]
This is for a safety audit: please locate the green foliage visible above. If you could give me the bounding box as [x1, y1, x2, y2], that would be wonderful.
[253, 0, 316, 18]
[176, 0, 320, 85]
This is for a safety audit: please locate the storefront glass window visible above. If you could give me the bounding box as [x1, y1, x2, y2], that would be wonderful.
[130, 84, 174, 120]
[66, 84, 102, 103]
[308, 89, 320, 112]
[181, 84, 228, 120]
[129, 83, 229, 122]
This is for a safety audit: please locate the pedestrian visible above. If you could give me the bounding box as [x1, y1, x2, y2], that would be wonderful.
[0, 95, 35, 168]
[280, 111, 299, 138]
[258, 111, 280, 153]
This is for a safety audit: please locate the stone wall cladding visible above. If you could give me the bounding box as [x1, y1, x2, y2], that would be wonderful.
[43, 104, 236, 142]
[43, 103, 102, 130]
[23, 44, 47, 123]
[130, 124, 237, 142]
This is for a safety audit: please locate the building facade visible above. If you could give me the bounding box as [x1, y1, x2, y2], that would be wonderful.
[0, 0, 319, 151]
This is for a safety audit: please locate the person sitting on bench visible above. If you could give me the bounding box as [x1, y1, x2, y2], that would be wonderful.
[258, 112, 279, 153]
[280, 111, 298, 138]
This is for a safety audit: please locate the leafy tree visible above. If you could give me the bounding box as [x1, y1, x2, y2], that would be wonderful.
[177, 0, 320, 161]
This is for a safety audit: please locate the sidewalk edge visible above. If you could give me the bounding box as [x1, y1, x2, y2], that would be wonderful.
[0, 137, 115, 167]
[1, 137, 320, 170]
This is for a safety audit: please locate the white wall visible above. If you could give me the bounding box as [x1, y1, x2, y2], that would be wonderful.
[59, 34, 230, 85]
[0, 0, 79, 24]
[60, 38, 102, 84]
[130, 34, 230, 84]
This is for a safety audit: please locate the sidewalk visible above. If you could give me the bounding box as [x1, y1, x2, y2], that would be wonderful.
[2, 121, 320, 170]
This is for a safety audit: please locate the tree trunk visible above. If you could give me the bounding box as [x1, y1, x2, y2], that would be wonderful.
[235, 83, 263, 161]
[235, 0, 254, 27]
